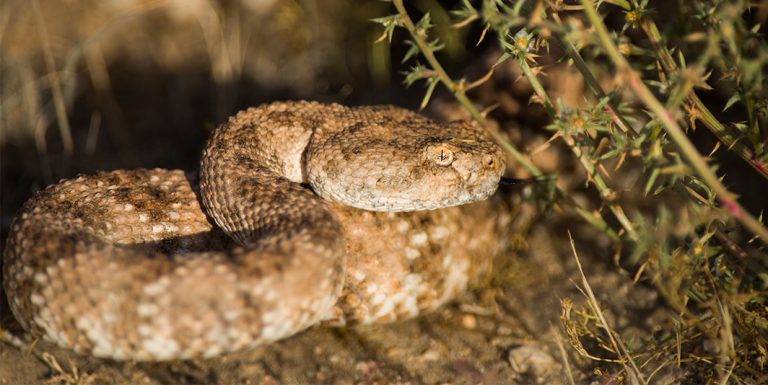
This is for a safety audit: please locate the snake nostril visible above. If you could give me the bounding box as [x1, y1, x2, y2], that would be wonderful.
[483, 155, 495, 169]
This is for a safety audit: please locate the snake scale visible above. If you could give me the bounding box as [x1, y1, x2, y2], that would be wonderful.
[3, 101, 509, 361]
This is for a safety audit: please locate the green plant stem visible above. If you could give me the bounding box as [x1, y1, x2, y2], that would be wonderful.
[640, 19, 768, 180]
[392, 0, 623, 242]
[518, 59, 556, 117]
[550, 33, 636, 137]
[525, 15, 636, 137]
[392, 0, 539, 176]
[519, 57, 638, 241]
[581, 0, 768, 245]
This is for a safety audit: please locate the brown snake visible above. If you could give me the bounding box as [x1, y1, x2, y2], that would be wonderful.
[3, 101, 508, 360]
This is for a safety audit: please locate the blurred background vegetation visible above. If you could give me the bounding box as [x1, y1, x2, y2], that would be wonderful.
[1, 0, 414, 219]
[1, 0, 767, 383]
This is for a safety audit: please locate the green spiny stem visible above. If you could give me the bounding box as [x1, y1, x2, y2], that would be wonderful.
[392, 0, 540, 176]
[550, 33, 636, 137]
[518, 58, 556, 117]
[581, 0, 768, 245]
[392, 0, 623, 243]
[519, 14, 637, 136]
[640, 18, 768, 180]
[518, 56, 639, 241]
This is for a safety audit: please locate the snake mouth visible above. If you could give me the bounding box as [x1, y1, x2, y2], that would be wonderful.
[452, 171, 501, 204]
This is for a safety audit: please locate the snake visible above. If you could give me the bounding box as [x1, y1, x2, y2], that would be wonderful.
[3, 101, 508, 361]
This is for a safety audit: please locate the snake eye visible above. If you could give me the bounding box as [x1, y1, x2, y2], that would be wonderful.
[426, 144, 455, 166]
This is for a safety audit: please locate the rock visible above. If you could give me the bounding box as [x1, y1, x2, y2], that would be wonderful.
[507, 345, 562, 382]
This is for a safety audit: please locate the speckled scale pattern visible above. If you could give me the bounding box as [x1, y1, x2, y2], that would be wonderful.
[3, 101, 508, 361]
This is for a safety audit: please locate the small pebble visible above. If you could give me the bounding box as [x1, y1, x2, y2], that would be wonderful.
[462, 314, 477, 329]
[507, 345, 560, 379]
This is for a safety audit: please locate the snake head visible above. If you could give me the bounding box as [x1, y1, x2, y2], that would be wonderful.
[307, 117, 506, 212]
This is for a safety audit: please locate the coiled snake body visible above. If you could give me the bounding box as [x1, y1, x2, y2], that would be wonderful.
[3, 101, 507, 360]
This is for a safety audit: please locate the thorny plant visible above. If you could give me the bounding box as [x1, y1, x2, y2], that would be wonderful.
[375, 0, 767, 383]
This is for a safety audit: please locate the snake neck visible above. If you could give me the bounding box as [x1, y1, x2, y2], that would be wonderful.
[199, 102, 344, 249]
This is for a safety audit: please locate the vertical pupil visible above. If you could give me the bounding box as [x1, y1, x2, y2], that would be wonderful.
[440, 149, 445, 161]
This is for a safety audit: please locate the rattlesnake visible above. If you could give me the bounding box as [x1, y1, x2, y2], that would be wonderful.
[3, 101, 508, 361]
